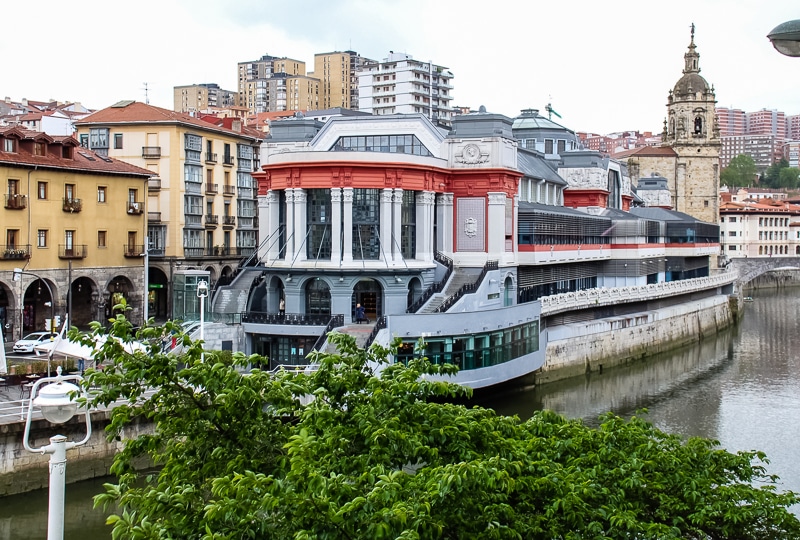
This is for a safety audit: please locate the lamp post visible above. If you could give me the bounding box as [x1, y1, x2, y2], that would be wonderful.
[23, 366, 91, 540]
[197, 280, 208, 363]
[768, 19, 800, 57]
[13, 268, 56, 373]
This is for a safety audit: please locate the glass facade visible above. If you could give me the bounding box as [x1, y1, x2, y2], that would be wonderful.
[307, 189, 332, 259]
[396, 321, 540, 371]
[305, 278, 331, 315]
[401, 190, 416, 259]
[352, 188, 380, 260]
[333, 135, 432, 157]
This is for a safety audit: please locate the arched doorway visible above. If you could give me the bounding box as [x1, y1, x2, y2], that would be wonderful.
[407, 277, 422, 309]
[305, 278, 331, 316]
[69, 276, 97, 329]
[503, 276, 514, 307]
[148, 267, 169, 321]
[0, 282, 13, 340]
[106, 276, 134, 320]
[352, 279, 382, 321]
[23, 278, 57, 333]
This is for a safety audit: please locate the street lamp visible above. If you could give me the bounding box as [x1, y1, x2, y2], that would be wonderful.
[768, 19, 800, 57]
[13, 268, 57, 374]
[196, 280, 208, 362]
[23, 366, 91, 540]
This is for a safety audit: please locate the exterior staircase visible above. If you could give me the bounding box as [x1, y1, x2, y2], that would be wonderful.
[322, 323, 376, 352]
[212, 267, 264, 315]
[420, 267, 482, 314]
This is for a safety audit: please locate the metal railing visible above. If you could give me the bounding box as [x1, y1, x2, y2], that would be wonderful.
[205, 214, 219, 225]
[62, 198, 82, 213]
[364, 315, 388, 348]
[223, 156, 235, 166]
[242, 312, 333, 326]
[142, 146, 161, 159]
[205, 152, 217, 163]
[406, 252, 453, 313]
[205, 183, 218, 194]
[435, 260, 498, 313]
[123, 245, 144, 257]
[311, 314, 345, 352]
[147, 211, 162, 222]
[1, 244, 31, 260]
[223, 216, 236, 227]
[4, 193, 27, 209]
[127, 201, 144, 214]
[58, 244, 88, 259]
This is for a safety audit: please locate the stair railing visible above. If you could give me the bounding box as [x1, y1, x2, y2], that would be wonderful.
[406, 252, 453, 313]
[364, 315, 388, 348]
[434, 260, 498, 313]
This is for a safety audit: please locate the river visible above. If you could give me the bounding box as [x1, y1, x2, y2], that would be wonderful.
[1, 288, 798, 538]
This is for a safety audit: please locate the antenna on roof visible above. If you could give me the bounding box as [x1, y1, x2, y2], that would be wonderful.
[143, 82, 150, 105]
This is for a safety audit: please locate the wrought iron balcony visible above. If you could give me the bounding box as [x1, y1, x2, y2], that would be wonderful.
[142, 146, 161, 159]
[223, 185, 236, 196]
[123, 244, 145, 258]
[222, 216, 236, 228]
[62, 198, 82, 213]
[147, 211, 162, 222]
[4, 194, 27, 209]
[183, 246, 205, 258]
[223, 155, 235, 166]
[205, 183, 218, 194]
[127, 201, 144, 215]
[1, 244, 31, 260]
[58, 244, 87, 259]
[205, 214, 219, 227]
[205, 152, 217, 163]
[148, 177, 162, 191]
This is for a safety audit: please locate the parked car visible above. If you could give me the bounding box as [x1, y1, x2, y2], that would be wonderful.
[13, 332, 56, 354]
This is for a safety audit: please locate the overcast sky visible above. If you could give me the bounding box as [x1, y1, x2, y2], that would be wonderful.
[3, 0, 798, 135]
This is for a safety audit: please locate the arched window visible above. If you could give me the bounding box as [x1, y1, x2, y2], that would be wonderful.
[305, 278, 331, 315]
[607, 170, 621, 210]
[694, 117, 703, 134]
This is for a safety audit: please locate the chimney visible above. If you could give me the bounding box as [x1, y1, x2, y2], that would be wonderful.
[232, 119, 242, 133]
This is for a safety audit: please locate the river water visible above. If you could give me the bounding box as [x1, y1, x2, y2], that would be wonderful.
[1, 288, 798, 538]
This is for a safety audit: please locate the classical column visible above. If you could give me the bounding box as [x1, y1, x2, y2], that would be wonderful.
[342, 188, 353, 263]
[416, 191, 435, 261]
[436, 193, 454, 254]
[330, 188, 342, 265]
[285, 189, 296, 261]
[381, 188, 393, 263]
[259, 191, 273, 262]
[487, 192, 507, 258]
[293, 188, 307, 262]
[392, 188, 403, 263]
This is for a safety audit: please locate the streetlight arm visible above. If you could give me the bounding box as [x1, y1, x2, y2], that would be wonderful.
[22, 373, 92, 454]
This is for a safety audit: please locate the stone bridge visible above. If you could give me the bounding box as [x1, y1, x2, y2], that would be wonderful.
[727, 257, 800, 287]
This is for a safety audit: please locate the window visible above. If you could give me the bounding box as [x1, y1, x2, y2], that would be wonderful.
[97, 186, 107, 203]
[64, 230, 75, 250]
[37, 229, 47, 248]
[79, 134, 88, 148]
[3, 139, 16, 152]
[128, 188, 137, 203]
[65, 184, 75, 200]
[90, 128, 109, 155]
[37, 182, 47, 199]
[728, 231, 736, 236]
[113, 133, 123, 149]
[544, 139, 554, 154]
[557, 140, 566, 154]
[98, 231, 107, 248]
[7, 179, 19, 195]
[728, 216, 736, 223]
[6, 229, 18, 249]
[34, 142, 45, 156]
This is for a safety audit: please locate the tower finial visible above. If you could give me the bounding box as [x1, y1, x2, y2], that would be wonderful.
[690, 22, 695, 42]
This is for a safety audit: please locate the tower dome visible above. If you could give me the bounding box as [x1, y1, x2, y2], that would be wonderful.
[672, 23, 710, 97]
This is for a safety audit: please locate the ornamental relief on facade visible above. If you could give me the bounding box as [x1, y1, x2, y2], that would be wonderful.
[454, 143, 490, 166]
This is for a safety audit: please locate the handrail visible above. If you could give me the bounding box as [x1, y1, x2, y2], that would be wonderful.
[311, 314, 345, 352]
[406, 252, 454, 313]
[364, 315, 388, 348]
[242, 312, 335, 326]
[434, 260, 498, 313]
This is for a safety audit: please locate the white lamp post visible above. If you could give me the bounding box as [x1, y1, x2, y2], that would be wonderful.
[196, 280, 208, 362]
[768, 20, 800, 57]
[23, 366, 91, 540]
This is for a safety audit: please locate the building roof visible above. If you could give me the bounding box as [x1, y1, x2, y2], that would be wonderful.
[517, 149, 566, 185]
[0, 126, 153, 177]
[619, 145, 677, 158]
[75, 101, 264, 142]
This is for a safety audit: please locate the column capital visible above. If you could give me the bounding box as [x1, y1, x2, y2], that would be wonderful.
[331, 187, 342, 202]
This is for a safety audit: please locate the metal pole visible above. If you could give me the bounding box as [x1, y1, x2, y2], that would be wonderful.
[46, 435, 67, 540]
[199, 292, 204, 363]
[67, 261, 72, 331]
[143, 239, 149, 325]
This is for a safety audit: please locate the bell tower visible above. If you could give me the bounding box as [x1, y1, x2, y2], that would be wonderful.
[663, 24, 721, 223]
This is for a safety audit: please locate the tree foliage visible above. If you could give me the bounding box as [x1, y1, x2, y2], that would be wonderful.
[79, 315, 800, 539]
[762, 158, 791, 188]
[720, 154, 757, 188]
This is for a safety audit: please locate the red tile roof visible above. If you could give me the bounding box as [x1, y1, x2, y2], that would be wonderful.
[75, 101, 264, 142]
[0, 127, 152, 178]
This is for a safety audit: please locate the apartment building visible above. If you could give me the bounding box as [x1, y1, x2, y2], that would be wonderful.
[716, 107, 746, 136]
[0, 126, 153, 339]
[74, 101, 264, 320]
[173, 83, 237, 114]
[357, 52, 454, 125]
[719, 133, 784, 171]
[236, 55, 306, 113]
[719, 199, 800, 258]
[312, 51, 372, 110]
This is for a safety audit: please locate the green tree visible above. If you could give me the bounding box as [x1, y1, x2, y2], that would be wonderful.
[81, 315, 800, 539]
[720, 154, 758, 188]
[763, 158, 790, 188]
[778, 167, 800, 189]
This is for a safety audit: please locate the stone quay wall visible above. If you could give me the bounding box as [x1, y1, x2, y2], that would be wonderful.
[0, 411, 154, 497]
[538, 294, 736, 385]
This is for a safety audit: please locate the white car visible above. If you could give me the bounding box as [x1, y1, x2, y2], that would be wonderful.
[13, 332, 56, 354]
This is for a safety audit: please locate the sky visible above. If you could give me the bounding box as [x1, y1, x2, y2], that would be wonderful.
[3, 0, 798, 135]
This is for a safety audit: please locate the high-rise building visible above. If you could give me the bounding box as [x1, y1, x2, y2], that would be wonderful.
[746, 109, 786, 136]
[312, 51, 372, 110]
[716, 107, 746, 136]
[357, 52, 454, 125]
[236, 55, 307, 114]
[173, 83, 237, 114]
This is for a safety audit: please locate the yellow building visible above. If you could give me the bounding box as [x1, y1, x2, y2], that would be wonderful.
[237, 55, 307, 113]
[313, 51, 371, 110]
[173, 83, 236, 114]
[74, 101, 264, 320]
[0, 126, 153, 340]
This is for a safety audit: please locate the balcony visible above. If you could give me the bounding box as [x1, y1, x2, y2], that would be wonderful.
[58, 244, 88, 259]
[123, 244, 145, 258]
[62, 198, 82, 213]
[205, 214, 219, 228]
[1, 244, 31, 260]
[205, 183, 218, 194]
[142, 146, 161, 159]
[222, 215, 236, 229]
[205, 152, 217, 163]
[223, 155, 235, 166]
[148, 177, 162, 191]
[147, 211, 162, 222]
[127, 201, 144, 215]
[222, 185, 236, 197]
[4, 194, 27, 210]
[183, 246, 205, 258]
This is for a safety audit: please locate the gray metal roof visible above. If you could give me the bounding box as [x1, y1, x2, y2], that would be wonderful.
[517, 149, 566, 185]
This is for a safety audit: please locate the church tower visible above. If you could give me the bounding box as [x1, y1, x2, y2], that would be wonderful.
[663, 24, 721, 223]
